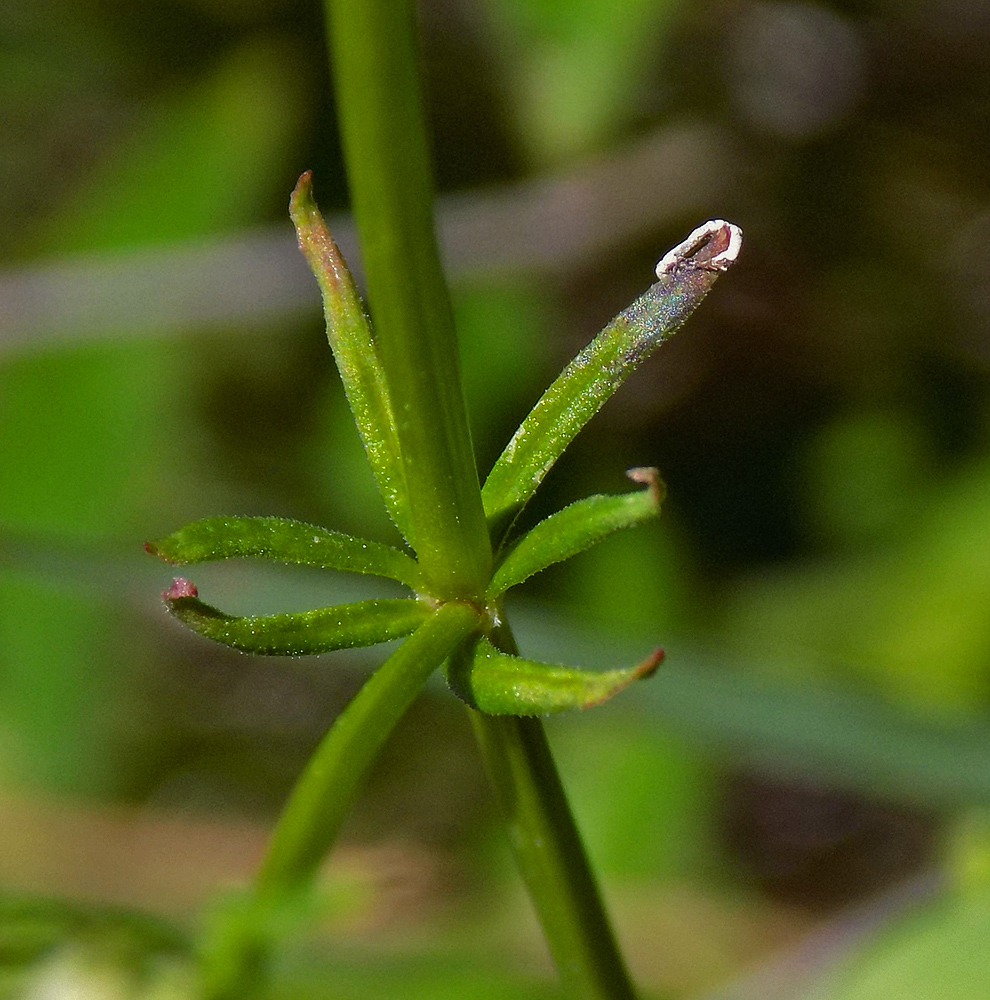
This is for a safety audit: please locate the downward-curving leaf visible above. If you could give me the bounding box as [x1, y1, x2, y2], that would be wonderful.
[147, 516, 421, 588]
[446, 634, 663, 715]
[482, 222, 739, 539]
[487, 467, 664, 598]
[162, 580, 430, 655]
[290, 172, 413, 544]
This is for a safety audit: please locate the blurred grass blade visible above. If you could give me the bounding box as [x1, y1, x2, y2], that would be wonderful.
[488, 467, 664, 598]
[162, 581, 429, 655]
[0, 895, 187, 972]
[290, 172, 414, 543]
[482, 223, 738, 536]
[147, 516, 421, 588]
[447, 634, 663, 715]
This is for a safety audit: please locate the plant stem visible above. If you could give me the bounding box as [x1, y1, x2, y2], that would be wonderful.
[256, 601, 481, 895]
[199, 601, 482, 1000]
[470, 625, 639, 1000]
[324, 0, 491, 600]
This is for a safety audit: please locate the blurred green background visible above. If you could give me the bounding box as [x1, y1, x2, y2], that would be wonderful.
[3, 0, 990, 996]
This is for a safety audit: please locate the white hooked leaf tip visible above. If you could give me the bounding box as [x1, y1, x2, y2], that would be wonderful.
[655, 220, 743, 277]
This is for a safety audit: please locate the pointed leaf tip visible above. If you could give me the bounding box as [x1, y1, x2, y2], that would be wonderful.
[163, 577, 197, 600]
[583, 647, 665, 708]
[487, 469, 664, 598]
[482, 217, 739, 532]
[287, 175, 413, 544]
[289, 170, 315, 218]
[626, 466, 665, 506]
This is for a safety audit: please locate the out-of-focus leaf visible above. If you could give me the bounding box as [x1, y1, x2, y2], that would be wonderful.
[551, 722, 712, 880]
[832, 889, 990, 1000]
[446, 633, 662, 715]
[290, 174, 413, 543]
[270, 951, 560, 1000]
[163, 583, 430, 655]
[724, 455, 990, 714]
[454, 279, 549, 467]
[0, 37, 310, 794]
[24, 38, 308, 254]
[0, 894, 187, 987]
[482, 230, 736, 538]
[482, 0, 683, 163]
[488, 467, 663, 597]
[147, 516, 421, 588]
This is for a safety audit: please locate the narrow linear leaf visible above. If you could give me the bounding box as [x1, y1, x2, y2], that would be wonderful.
[162, 579, 430, 655]
[488, 467, 664, 598]
[290, 172, 414, 544]
[325, 1, 492, 603]
[147, 516, 421, 588]
[482, 221, 740, 537]
[446, 634, 663, 716]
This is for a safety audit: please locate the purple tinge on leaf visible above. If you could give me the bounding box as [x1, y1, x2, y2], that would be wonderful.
[163, 577, 198, 601]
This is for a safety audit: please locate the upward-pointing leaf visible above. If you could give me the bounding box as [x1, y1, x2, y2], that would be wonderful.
[147, 516, 422, 588]
[488, 467, 664, 598]
[290, 172, 414, 544]
[482, 222, 739, 539]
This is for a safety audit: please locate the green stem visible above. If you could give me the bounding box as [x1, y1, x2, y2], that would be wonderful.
[199, 600, 482, 999]
[324, 0, 491, 600]
[256, 601, 481, 894]
[470, 625, 638, 1000]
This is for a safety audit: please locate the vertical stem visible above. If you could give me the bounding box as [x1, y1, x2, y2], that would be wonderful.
[470, 625, 639, 1000]
[324, 0, 491, 600]
[255, 602, 481, 895]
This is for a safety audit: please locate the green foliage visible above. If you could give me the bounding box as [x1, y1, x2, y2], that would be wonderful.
[163, 591, 431, 656]
[447, 635, 663, 715]
[12, 0, 990, 996]
[0, 34, 310, 797]
[481, 0, 683, 163]
[150, 194, 731, 705]
[144, 95, 735, 1000]
[488, 468, 664, 598]
[150, 181, 733, 997]
[24, 39, 307, 255]
[481, 266, 724, 537]
[290, 176, 412, 542]
[0, 896, 189, 998]
[832, 889, 990, 1000]
[149, 515, 421, 587]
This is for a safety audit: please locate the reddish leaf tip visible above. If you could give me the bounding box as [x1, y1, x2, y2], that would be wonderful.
[163, 577, 197, 601]
[636, 646, 665, 680]
[580, 647, 665, 709]
[291, 170, 313, 201]
[146, 539, 181, 564]
[289, 172, 317, 225]
[626, 466, 664, 506]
